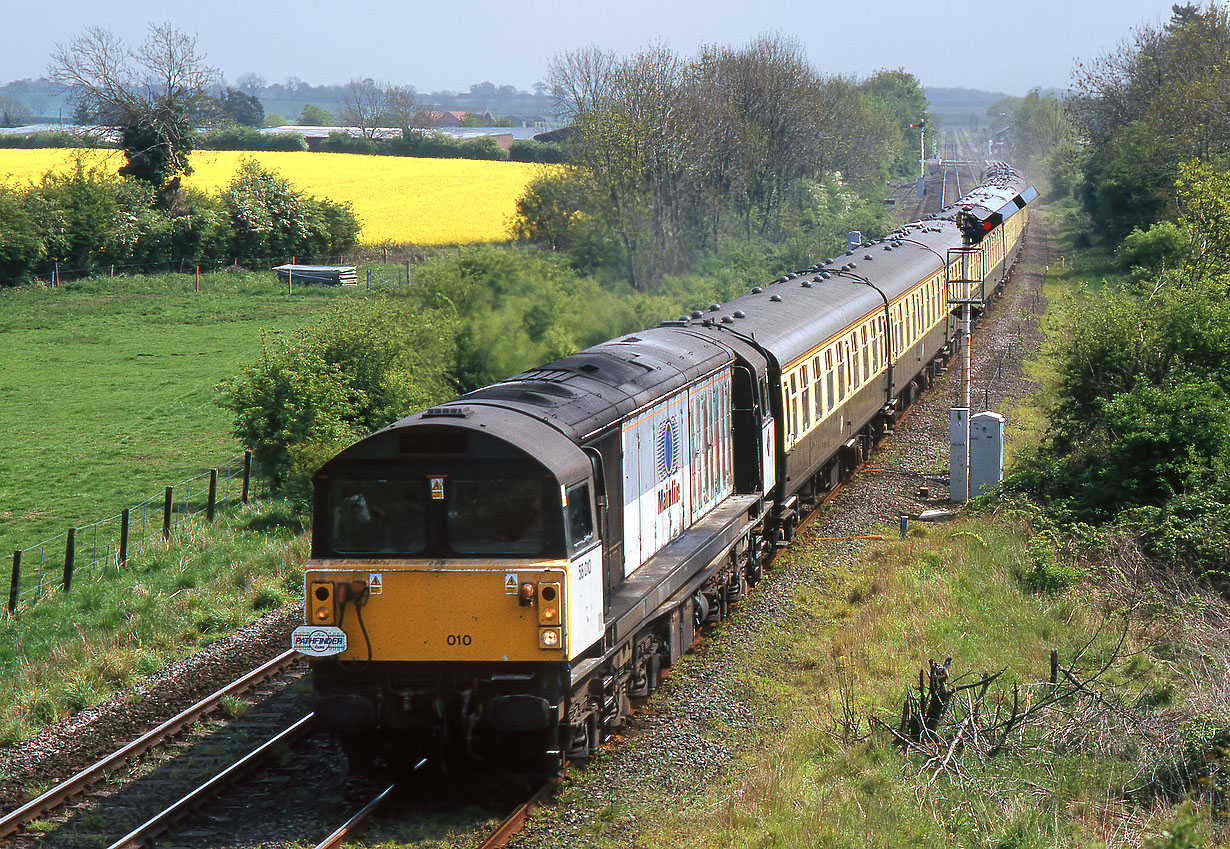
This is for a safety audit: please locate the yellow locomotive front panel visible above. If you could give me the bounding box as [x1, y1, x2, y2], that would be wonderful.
[302, 558, 602, 662]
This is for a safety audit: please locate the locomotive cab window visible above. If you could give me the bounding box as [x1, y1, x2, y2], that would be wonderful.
[566, 483, 595, 551]
[330, 479, 428, 555]
[325, 469, 565, 558]
[448, 478, 558, 555]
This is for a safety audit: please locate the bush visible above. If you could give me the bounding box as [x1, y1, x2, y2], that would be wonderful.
[197, 127, 308, 152]
[28, 160, 170, 274]
[0, 189, 45, 285]
[0, 131, 110, 149]
[320, 130, 509, 161]
[1117, 221, 1184, 271]
[220, 160, 360, 264]
[219, 298, 457, 488]
[508, 140, 566, 164]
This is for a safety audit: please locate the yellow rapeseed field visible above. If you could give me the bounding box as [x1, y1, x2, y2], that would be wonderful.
[0, 148, 556, 245]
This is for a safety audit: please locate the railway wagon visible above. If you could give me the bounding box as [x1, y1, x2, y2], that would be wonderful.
[294, 163, 1036, 775]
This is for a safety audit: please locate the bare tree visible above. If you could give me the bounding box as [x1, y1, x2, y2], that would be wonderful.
[546, 46, 617, 120]
[0, 96, 32, 128]
[235, 72, 266, 95]
[384, 84, 429, 138]
[49, 22, 217, 189]
[338, 78, 388, 138]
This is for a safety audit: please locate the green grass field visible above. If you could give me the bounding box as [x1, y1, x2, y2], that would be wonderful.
[0, 272, 367, 559]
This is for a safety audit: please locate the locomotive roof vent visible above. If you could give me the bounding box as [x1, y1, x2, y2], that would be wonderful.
[691, 310, 703, 318]
[776, 275, 789, 283]
[821, 272, 831, 279]
[751, 286, 763, 294]
[423, 406, 472, 419]
[709, 303, 721, 311]
[801, 280, 813, 288]
[770, 294, 782, 302]
[864, 255, 874, 261]
[721, 315, 734, 323]
[734, 310, 746, 318]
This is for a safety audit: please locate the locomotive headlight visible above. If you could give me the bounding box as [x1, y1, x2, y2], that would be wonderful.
[310, 582, 335, 625]
[538, 582, 561, 626]
[539, 627, 562, 649]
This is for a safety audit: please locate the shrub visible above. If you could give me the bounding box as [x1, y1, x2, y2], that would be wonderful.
[0, 131, 110, 149]
[509, 140, 566, 164]
[197, 126, 308, 152]
[1117, 221, 1184, 271]
[0, 189, 45, 285]
[219, 298, 457, 488]
[220, 160, 360, 263]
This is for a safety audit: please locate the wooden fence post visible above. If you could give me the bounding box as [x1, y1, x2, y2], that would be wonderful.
[207, 469, 219, 521]
[163, 487, 174, 540]
[1049, 648, 1058, 685]
[242, 451, 252, 505]
[9, 550, 20, 616]
[120, 508, 130, 566]
[64, 527, 76, 594]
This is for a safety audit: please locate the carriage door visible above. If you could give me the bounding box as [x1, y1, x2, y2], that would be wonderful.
[587, 436, 623, 611]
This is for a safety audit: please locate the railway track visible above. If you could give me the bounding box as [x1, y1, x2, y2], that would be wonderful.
[0, 649, 305, 844]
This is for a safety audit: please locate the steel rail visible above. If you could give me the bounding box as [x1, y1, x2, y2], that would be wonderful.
[480, 783, 554, 849]
[0, 648, 301, 839]
[311, 780, 400, 849]
[105, 711, 315, 849]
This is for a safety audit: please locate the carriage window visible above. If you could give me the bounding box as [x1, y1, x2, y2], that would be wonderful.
[567, 484, 594, 550]
[800, 364, 811, 430]
[330, 479, 427, 555]
[825, 349, 835, 412]
[860, 327, 870, 380]
[812, 357, 823, 419]
[837, 343, 847, 400]
[448, 478, 553, 555]
[850, 334, 861, 389]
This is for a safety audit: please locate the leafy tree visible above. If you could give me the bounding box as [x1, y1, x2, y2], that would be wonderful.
[1067, 3, 1230, 237]
[219, 298, 457, 490]
[1116, 221, 1184, 272]
[296, 104, 334, 126]
[49, 23, 217, 191]
[539, 36, 902, 289]
[221, 87, 264, 127]
[0, 189, 44, 284]
[860, 68, 928, 178]
[220, 160, 360, 263]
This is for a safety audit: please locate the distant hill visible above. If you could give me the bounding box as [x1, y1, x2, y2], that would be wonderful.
[925, 87, 1011, 129]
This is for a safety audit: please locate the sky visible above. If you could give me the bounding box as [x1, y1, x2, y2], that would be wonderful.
[0, 0, 1187, 96]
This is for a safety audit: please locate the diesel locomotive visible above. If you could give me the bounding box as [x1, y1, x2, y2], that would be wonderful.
[292, 163, 1037, 775]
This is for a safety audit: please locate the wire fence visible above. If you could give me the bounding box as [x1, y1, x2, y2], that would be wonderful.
[7, 452, 262, 616]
